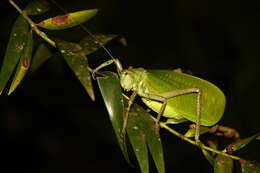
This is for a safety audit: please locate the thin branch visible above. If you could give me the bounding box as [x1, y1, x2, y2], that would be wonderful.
[8, 0, 56, 47]
[158, 120, 241, 160]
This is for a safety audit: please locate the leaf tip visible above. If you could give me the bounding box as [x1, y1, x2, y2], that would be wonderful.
[8, 84, 16, 95]
[89, 92, 95, 101]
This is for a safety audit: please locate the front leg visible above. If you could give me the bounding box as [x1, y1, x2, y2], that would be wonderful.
[121, 92, 137, 138]
[92, 59, 123, 79]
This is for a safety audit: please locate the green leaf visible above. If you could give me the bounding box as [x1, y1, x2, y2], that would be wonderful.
[55, 39, 95, 101]
[224, 132, 260, 153]
[127, 108, 149, 173]
[8, 31, 33, 95]
[240, 160, 260, 173]
[30, 44, 52, 73]
[96, 72, 130, 164]
[214, 155, 233, 173]
[38, 9, 98, 30]
[128, 104, 165, 173]
[202, 148, 215, 166]
[24, 0, 51, 15]
[79, 34, 118, 55]
[0, 15, 29, 94]
[184, 125, 209, 138]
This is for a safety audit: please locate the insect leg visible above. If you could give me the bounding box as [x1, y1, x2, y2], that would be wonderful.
[92, 59, 115, 79]
[92, 59, 123, 79]
[195, 90, 202, 143]
[147, 88, 201, 142]
[122, 92, 137, 137]
[155, 100, 167, 130]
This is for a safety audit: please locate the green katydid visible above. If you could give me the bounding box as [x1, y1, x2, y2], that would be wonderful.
[93, 58, 226, 142]
[44, 0, 226, 143]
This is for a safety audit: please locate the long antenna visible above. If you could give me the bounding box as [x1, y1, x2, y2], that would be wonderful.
[50, 0, 116, 60]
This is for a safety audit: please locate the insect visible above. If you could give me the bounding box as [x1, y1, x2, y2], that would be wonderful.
[93, 58, 226, 142]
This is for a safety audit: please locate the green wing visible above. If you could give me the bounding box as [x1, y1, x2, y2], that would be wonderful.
[141, 70, 226, 126]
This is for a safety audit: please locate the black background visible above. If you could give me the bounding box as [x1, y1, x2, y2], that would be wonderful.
[0, 0, 260, 172]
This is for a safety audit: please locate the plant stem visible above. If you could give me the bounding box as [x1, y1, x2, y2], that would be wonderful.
[8, 0, 56, 47]
[159, 120, 241, 160]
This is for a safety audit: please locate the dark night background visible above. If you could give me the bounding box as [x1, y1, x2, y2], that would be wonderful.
[0, 0, 260, 172]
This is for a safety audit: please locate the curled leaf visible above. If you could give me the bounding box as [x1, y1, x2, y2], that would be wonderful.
[38, 9, 98, 30]
[55, 39, 95, 101]
[24, 0, 51, 15]
[8, 31, 33, 95]
[210, 125, 240, 139]
[0, 15, 29, 94]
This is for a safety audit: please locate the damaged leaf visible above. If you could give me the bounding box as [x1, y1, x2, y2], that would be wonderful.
[0, 15, 29, 94]
[38, 9, 98, 30]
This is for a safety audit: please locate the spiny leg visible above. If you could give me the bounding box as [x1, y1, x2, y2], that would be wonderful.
[195, 90, 202, 143]
[155, 100, 167, 130]
[146, 88, 202, 142]
[121, 92, 137, 137]
[92, 59, 123, 79]
[92, 59, 115, 79]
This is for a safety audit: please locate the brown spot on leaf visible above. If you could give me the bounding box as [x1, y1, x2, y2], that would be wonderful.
[217, 160, 225, 166]
[22, 57, 29, 68]
[52, 15, 69, 26]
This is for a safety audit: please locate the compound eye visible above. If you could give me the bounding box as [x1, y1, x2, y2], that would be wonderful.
[122, 70, 129, 76]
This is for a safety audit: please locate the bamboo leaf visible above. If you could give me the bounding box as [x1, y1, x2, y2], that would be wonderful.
[30, 44, 52, 73]
[97, 72, 130, 164]
[55, 39, 95, 101]
[214, 155, 233, 173]
[0, 15, 29, 94]
[25, 0, 51, 15]
[224, 132, 260, 153]
[38, 9, 98, 30]
[8, 31, 33, 95]
[127, 108, 149, 173]
[79, 34, 118, 55]
[128, 104, 165, 173]
[30, 33, 116, 73]
[240, 160, 260, 173]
